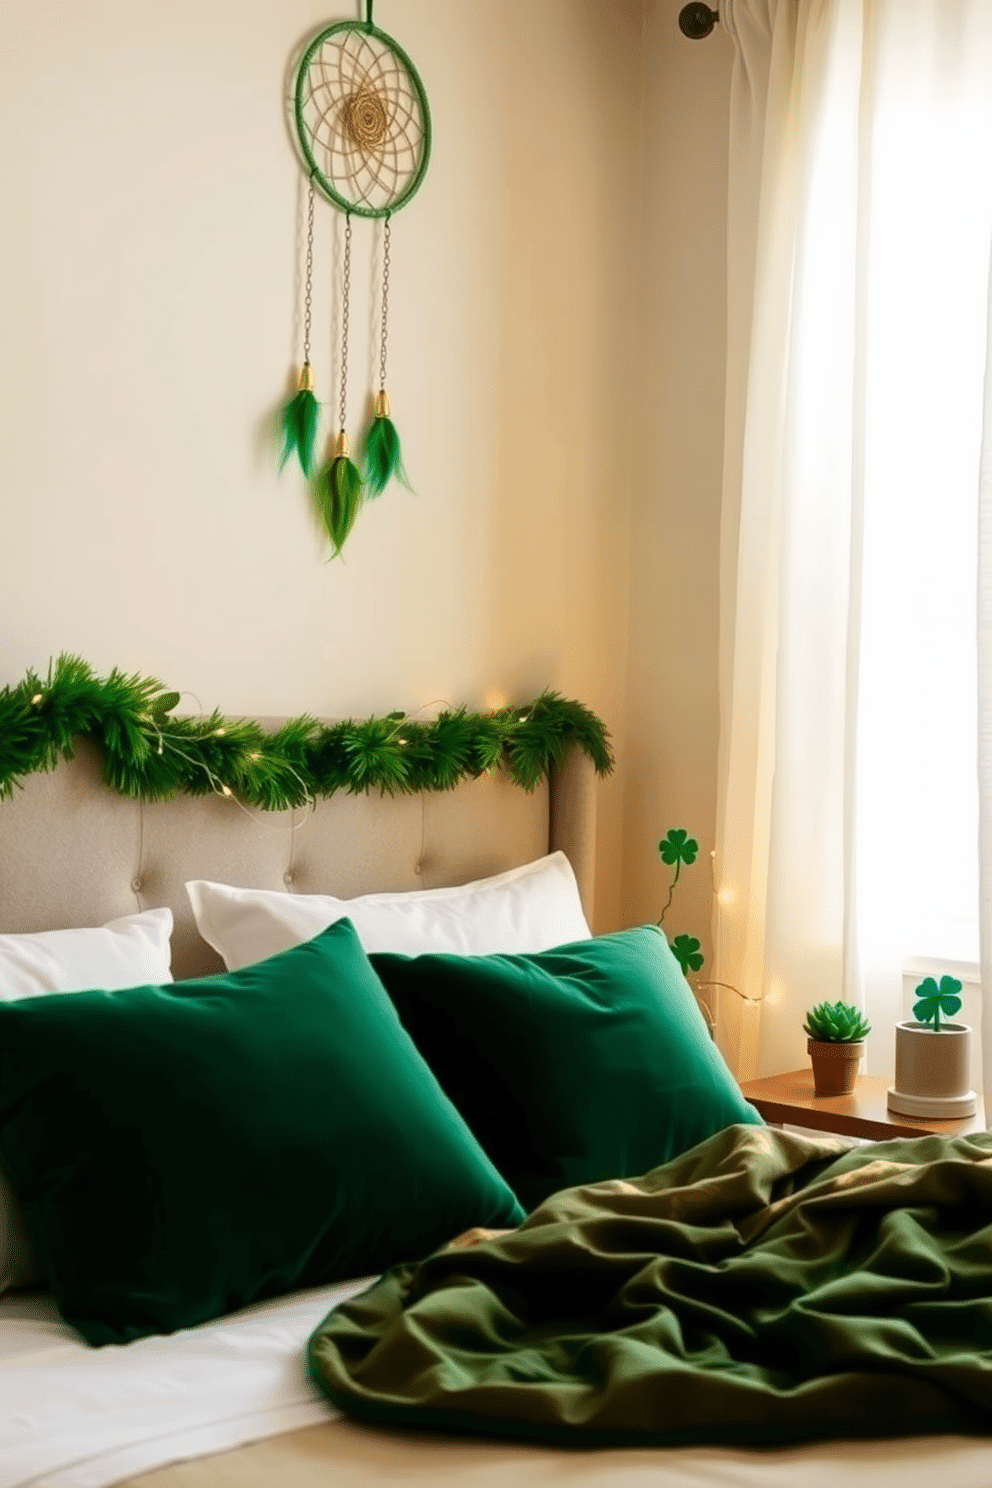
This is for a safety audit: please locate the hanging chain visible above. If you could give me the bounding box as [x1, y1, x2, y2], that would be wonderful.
[303, 177, 315, 364]
[378, 213, 391, 392]
[338, 212, 352, 431]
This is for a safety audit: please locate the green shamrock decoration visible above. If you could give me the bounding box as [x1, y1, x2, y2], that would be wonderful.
[658, 828, 699, 882]
[657, 829, 704, 974]
[671, 934, 704, 976]
[912, 975, 963, 1032]
[654, 824, 752, 1030]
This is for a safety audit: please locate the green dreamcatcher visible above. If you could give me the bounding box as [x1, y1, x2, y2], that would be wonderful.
[280, 3, 431, 557]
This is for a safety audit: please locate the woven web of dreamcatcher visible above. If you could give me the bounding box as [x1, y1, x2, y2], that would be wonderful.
[297, 28, 427, 215]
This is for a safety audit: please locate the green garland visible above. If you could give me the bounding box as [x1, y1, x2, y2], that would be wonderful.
[0, 655, 614, 809]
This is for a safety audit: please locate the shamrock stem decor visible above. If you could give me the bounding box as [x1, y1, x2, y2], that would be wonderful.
[657, 828, 698, 946]
[912, 975, 963, 1032]
[656, 827, 755, 1032]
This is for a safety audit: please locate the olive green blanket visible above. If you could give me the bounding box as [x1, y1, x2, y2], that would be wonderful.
[308, 1123, 992, 1448]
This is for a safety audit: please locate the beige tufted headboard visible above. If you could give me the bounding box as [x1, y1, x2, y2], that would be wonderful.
[0, 731, 597, 980]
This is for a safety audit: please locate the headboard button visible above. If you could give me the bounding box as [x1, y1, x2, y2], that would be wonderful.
[131, 877, 143, 894]
[413, 859, 423, 876]
[283, 871, 294, 886]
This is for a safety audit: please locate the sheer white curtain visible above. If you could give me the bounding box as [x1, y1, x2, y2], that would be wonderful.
[713, 0, 992, 1115]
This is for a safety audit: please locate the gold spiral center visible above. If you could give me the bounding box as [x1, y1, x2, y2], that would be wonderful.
[343, 86, 388, 149]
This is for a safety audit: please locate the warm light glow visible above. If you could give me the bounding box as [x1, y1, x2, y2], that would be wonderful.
[799, 78, 992, 965]
[483, 689, 508, 711]
[717, 884, 737, 908]
[30, 693, 42, 705]
[220, 784, 232, 796]
[214, 727, 226, 736]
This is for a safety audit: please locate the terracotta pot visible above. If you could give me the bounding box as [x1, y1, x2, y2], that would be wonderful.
[807, 1037, 865, 1097]
[887, 1021, 976, 1119]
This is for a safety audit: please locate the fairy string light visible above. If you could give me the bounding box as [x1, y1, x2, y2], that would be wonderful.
[0, 655, 615, 806]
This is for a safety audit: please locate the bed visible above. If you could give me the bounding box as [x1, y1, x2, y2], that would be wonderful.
[2, 728, 992, 1488]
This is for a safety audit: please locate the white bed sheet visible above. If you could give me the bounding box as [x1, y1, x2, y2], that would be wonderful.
[2, 1284, 991, 1488]
[0, 1279, 367, 1488]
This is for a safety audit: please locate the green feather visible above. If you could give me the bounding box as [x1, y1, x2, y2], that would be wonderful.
[363, 414, 408, 497]
[315, 456, 364, 557]
[280, 387, 320, 477]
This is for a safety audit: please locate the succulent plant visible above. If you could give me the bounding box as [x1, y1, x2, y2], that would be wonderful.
[803, 999, 872, 1044]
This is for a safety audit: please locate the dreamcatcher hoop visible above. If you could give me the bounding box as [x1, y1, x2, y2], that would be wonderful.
[294, 13, 432, 220]
[281, 4, 429, 555]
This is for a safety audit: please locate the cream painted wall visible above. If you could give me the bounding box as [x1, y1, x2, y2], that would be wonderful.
[619, 9, 733, 979]
[0, 0, 656, 930]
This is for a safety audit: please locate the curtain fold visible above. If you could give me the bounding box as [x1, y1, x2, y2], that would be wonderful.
[715, 0, 992, 1118]
[978, 248, 992, 1130]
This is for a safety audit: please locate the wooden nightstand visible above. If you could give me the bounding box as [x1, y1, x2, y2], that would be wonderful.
[739, 1067, 987, 1142]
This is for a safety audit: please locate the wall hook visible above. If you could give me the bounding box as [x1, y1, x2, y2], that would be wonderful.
[678, 3, 719, 39]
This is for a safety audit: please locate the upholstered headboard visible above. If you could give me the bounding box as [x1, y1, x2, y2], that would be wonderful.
[0, 732, 596, 980]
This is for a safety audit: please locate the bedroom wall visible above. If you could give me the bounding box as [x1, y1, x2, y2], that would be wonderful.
[619, 9, 733, 973]
[0, 0, 646, 930]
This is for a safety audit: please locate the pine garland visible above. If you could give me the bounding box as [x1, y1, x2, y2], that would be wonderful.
[0, 655, 614, 808]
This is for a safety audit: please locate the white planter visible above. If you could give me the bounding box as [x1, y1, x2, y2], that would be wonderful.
[887, 1021, 977, 1119]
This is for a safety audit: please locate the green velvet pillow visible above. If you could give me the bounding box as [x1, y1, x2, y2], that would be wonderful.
[371, 925, 763, 1212]
[0, 918, 524, 1347]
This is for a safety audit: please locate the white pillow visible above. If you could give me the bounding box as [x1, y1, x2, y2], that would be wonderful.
[187, 852, 591, 971]
[0, 908, 174, 1003]
[0, 908, 174, 1295]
